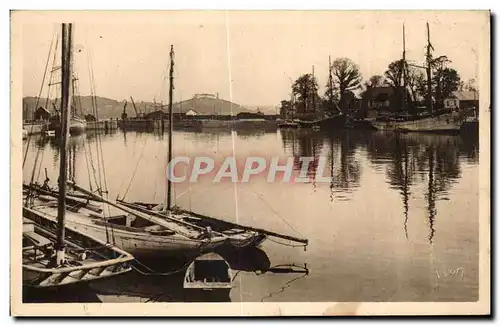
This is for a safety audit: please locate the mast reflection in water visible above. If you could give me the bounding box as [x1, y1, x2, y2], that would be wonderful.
[23, 128, 479, 302]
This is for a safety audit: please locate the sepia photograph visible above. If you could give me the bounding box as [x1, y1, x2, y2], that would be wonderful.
[10, 9, 490, 316]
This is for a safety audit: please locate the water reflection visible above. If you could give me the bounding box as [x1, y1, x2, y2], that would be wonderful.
[280, 129, 362, 200]
[278, 129, 478, 243]
[22, 127, 479, 302]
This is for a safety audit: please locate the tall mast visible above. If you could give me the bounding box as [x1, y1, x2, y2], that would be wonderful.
[166, 45, 174, 211]
[402, 23, 407, 111]
[55, 23, 73, 265]
[328, 55, 334, 113]
[311, 65, 315, 113]
[426, 22, 433, 112]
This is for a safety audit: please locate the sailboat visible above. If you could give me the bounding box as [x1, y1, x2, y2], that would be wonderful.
[295, 60, 346, 130]
[26, 46, 307, 258]
[44, 31, 86, 136]
[371, 23, 463, 133]
[25, 45, 231, 259]
[117, 46, 308, 250]
[22, 23, 134, 288]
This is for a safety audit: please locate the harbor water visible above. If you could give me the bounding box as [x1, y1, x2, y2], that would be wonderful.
[22, 128, 479, 302]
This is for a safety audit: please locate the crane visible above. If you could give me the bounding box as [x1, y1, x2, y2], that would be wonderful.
[121, 100, 128, 120]
[129, 96, 140, 118]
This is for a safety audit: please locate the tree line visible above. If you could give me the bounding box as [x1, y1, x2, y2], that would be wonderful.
[280, 56, 477, 119]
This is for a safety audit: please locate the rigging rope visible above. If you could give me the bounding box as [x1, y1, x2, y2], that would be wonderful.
[238, 186, 305, 239]
[23, 28, 57, 169]
[120, 137, 148, 200]
[83, 29, 115, 245]
[131, 257, 194, 276]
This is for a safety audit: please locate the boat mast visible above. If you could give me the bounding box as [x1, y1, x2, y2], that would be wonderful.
[166, 45, 174, 211]
[402, 23, 407, 111]
[311, 65, 315, 113]
[426, 22, 434, 112]
[55, 23, 73, 265]
[328, 55, 333, 114]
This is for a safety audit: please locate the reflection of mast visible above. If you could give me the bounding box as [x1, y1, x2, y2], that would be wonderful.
[402, 141, 410, 240]
[329, 136, 334, 202]
[427, 146, 436, 243]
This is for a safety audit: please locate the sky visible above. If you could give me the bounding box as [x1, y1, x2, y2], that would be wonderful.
[17, 10, 489, 107]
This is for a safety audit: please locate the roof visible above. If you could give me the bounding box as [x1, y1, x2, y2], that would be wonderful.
[451, 90, 479, 101]
[365, 86, 407, 100]
[35, 107, 51, 114]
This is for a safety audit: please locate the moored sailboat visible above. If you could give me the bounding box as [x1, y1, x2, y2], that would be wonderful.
[24, 44, 231, 259]
[22, 23, 134, 288]
[371, 23, 464, 133]
[117, 46, 308, 250]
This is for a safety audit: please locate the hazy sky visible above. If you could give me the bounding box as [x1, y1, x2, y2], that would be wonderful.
[18, 11, 489, 106]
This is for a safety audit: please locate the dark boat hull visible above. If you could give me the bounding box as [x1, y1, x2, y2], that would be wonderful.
[296, 114, 347, 131]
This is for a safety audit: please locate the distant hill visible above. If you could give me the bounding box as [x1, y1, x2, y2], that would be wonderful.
[22, 94, 252, 120]
[171, 94, 250, 115]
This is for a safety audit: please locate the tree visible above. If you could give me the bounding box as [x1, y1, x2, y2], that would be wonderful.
[292, 73, 320, 115]
[431, 56, 460, 109]
[280, 99, 294, 119]
[359, 75, 384, 116]
[360, 75, 384, 98]
[384, 59, 412, 111]
[464, 78, 478, 92]
[331, 58, 362, 111]
[384, 59, 405, 89]
[323, 77, 340, 116]
[406, 68, 426, 104]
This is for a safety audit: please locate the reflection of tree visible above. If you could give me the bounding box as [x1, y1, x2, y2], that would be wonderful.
[328, 132, 361, 195]
[293, 130, 324, 182]
[367, 132, 468, 243]
[426, 146, 436, 243]
[279, 129, 362, 198]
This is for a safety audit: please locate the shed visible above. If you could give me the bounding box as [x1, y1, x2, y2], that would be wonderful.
[34, 107, 51, 121]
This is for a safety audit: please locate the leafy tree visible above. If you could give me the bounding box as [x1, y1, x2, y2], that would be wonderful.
[323, 77, 340, 116]
[331, 58, 362, 111]
[431, 56, 461, 109]
[384, 59, 405, 89]
[464, 78, 478, 92]
[279, 99, 293, 119]
[292, 73, 320, 114]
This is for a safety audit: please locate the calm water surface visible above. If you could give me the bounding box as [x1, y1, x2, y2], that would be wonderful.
[22, 128, 479, 302]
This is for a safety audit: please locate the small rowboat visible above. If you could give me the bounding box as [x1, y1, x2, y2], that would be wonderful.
[183, 252, 233, 291]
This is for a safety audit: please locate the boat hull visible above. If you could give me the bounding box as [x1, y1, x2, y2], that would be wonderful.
[22, 209, 134, 288]
[117, 200, 268, 249]
[49, 117, 87, 136]
[24, 204, 227, 259]
[371, 113, 461, 133]
[297, 114, 347, 131]
[183, 252, 233, 301]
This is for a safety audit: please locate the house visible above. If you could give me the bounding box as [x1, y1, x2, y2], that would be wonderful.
[33, 107, 51, 121]
[185, 109, 198, 116]
[444, 90, 479, 110]
[362, 86, 411, 117]
[145, 109, 186, 121]
[339, 91, 362, 117]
